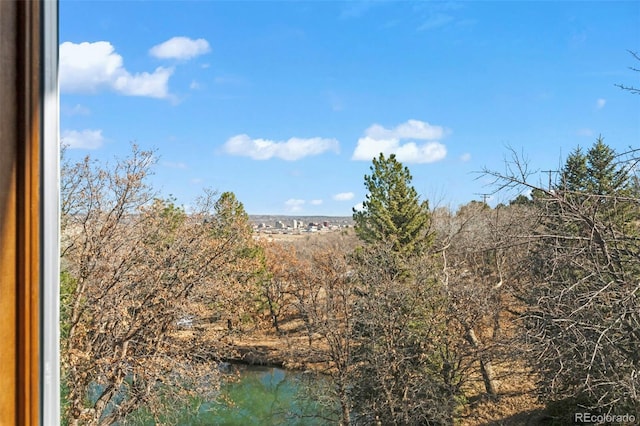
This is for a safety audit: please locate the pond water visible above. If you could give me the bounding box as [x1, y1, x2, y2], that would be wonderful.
[199, 365, 335, 425]
[125, 364, 337, 425]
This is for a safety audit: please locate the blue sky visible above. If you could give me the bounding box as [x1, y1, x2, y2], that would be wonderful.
[60, 1, 640, 215]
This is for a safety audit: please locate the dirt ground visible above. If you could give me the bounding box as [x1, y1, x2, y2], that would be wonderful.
[176, 315, 548, 426]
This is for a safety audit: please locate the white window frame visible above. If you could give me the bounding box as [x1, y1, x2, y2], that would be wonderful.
[41, 0, 60, 423]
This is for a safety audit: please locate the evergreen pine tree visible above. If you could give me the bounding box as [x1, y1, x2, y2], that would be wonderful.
[526, 138, 640, 414]
[213, 191, 252, 236]
[353, 153, 432, 255]
[559, 137, 633, 196]
[560, 146, 588, 192]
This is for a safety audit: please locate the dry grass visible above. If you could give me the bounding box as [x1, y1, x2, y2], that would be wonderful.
[459, 361, 544, 425]
[181, 314, 547, 424]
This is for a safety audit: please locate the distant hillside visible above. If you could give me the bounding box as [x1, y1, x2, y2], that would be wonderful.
[249, 215, 354, 227]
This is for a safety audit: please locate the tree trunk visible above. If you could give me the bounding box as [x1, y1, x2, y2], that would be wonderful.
[339, 387, 351, 426]
[465, 326, 497, 396]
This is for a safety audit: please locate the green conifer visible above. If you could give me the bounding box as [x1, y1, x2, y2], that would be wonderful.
[353, 153, 432, 255]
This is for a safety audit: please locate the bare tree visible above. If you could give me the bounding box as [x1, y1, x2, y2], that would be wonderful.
[60, 146, 258, 424]
[347, 243, 468, 425]
[432, 201, 538, 399]
[257, 241, 301, 334]
[483, 144, 640, 416]
[615, 50, 640, 94]
[296, 233, 359, 426]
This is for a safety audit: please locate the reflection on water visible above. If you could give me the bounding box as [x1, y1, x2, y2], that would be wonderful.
[201, 365, 334, 425]
[125, 364, 336, 425]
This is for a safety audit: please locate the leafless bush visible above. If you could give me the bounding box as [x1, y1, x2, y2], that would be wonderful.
[346, 243, 469, 425]
[61, 146, 258, 424]
[483, 144, 640, 415]
[433, 201, 539, 399]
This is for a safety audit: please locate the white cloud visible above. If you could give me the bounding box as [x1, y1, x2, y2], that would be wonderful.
[333, 192, 354, 201]
[310, 199, 323, 205]
[460, 153, 471, 162]
[365, 119, 445, 140]
[223, 134, 340, 161]
[60, 41, 173, 98]
[113, 67, 173, 98]
[285, 199, 305, 213]
[577, 128, 594, 137]
[149, 37, 211, 60]
[190, 80, 201, 90]
[395, 141, 447, 163]
[353, 202, 364, 212]
[352, 119, 448, 164]
[61, 129, 104, 150]
[596, 98, 606, 109]
[60, 41, 121, 92]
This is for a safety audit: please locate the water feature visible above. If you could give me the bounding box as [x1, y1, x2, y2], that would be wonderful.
[200, 365, 335, 425]
[125, 364, 337, 425]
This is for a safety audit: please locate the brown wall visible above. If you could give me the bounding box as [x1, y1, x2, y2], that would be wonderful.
[0, 1, 42, 424]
